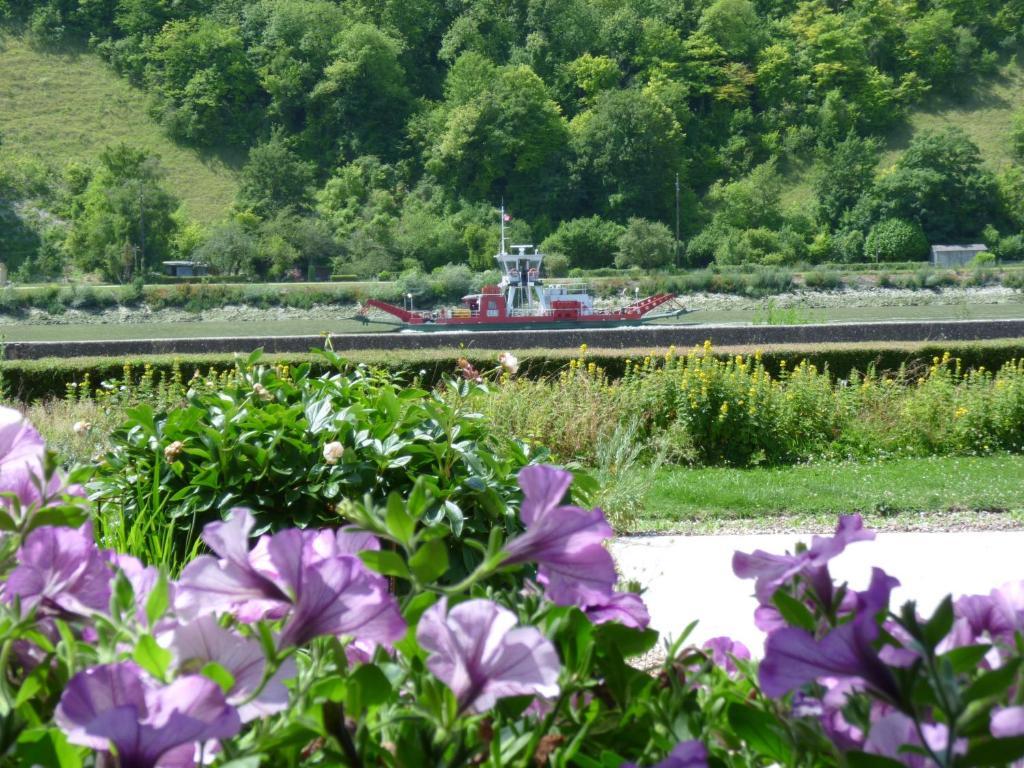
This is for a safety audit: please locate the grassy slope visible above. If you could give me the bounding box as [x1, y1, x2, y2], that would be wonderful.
[639, 455, 1024, 533]
[881, 58, 1024, 173]
[0, 36, 238, 224]
[778, 58, 1024, 207]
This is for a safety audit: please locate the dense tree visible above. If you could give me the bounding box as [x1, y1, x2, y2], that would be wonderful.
[570, 88, 685, 221]
[65, 145, 179, 282]
[308, 23, 411, 160]
[873, 128, 997, 242]
[5, 0, 1024, 281]
[145, 19, 264, 146]
[814, 134, 880, 228]
[615, 218, 676, 269]
[236, 134, 316, 218]
[540, 216, 625, 269]
[193, 220, 259, 277]
[424, 60, 570, 216]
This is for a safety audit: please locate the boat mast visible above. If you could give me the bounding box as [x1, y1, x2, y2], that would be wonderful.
[500, 201, 506, 256]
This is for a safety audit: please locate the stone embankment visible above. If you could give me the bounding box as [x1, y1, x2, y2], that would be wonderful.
[5, 318, 1024, 360]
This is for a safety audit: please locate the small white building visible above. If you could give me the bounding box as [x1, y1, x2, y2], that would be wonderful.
[930, 244, 988, 267]
[162, 260, 209, 277]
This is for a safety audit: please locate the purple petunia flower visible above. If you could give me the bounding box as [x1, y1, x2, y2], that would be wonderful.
[991, 706, 1024, 738]
[416, 598, 560, 714]
[584, 591, 651, 629]
[733, 515, 874, 608]
[163, 615, 296, 722]
[759, 568, 900, 700]
[622, 740, 709, 768]
[5, 523, 112, 618]
[55, 661, 241, 768]
[702, 636, 751, 674]
[0, 407, 82, 511]
[865, 712, 966, 766]
[175, 509, 404, 651]
[502, 465, 617, 608]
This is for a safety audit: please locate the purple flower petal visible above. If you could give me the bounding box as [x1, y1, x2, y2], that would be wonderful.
[163, 615, 296, 722]
[992, 707, 1024, 738]
[55, 661, 241, 768]
[0, 407, 82, 510]
[702, 636, 751, 674]
[518, 464, 573, 526]
[733, 515, 874, 605]
[504, 466, 616, 607]
[622, 740, 709, 768]
[278, 555, 406, 648]
[584, 591, 650, 629]
[417, 598, 560, 714]
[6, 524, 111, 618]
[759, 568, 899, 699]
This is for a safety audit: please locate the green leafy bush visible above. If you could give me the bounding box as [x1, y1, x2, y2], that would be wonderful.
[864, 218, 929, 262]
[86, 350, 545, 565]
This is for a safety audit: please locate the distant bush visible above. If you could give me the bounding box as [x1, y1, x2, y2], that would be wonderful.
[865, 218, 929, 262]
[540, 216, 624, 269]
[802, 269, 844, 289]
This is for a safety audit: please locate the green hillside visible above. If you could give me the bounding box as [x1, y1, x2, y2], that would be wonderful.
[0, 36, 238, 224]
[881, 58, 1024, 173]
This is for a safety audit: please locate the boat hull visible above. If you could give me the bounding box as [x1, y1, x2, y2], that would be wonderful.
[396, 316, 667, 332]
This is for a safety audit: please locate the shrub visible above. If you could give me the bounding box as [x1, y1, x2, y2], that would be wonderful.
[865, 218, 930, 262]
[615, 217, 676, 269]
[994, 234, 1024, 261]
[802, 269, 844, 289]
[540, 216, 624, 269]
[87, 351, 544, 567]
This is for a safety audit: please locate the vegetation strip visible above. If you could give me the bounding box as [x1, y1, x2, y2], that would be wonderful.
[5, 338, 1024, 403]
[5, 317, 1024, 361]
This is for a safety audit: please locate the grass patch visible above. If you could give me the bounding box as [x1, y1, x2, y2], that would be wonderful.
[637, 455, 1024, 533]
[881, 58, 1024, 172]
[0, 36, 238, 224]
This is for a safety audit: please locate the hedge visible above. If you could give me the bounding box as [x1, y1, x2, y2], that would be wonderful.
[4, 339, 1024, 403]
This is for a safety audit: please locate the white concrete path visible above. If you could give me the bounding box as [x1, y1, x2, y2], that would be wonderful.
[610, 531, 1024, 655]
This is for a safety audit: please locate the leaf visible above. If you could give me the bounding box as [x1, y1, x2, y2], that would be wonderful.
[347, 664, 392, 712]
[218, 758, 263, 768]
[409, 539, 449, 583]
[595, 622, 658, 659]
[385, 494, 415, 546]
[726, 703, 792, 763]
[960, 737, 1024, 767]
[133, 634, 172, 679]
[144, 573, 170, 626]
[360, 550, 410, 579]
[772, 589, 816, 632]
[15, 728, 82, 768]
[922, 595, 955, 648]
[201, 662, 236, 696]
[941, 644, 992, 674]
[13, 674, 42, 709]
[964, 659, 1021, 703]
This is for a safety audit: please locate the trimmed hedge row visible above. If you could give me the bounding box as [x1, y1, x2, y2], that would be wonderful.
[4, 340, 1024, 402]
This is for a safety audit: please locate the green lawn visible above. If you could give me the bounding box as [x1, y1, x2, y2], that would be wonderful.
[0, 36, 238, 224]
[638, 455, 1024, 533]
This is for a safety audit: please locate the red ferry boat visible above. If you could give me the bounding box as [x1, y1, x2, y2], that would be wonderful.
[363, 208, 678, 330]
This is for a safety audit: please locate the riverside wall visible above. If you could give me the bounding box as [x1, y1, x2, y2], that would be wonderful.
[4, 319, 1024, 360]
